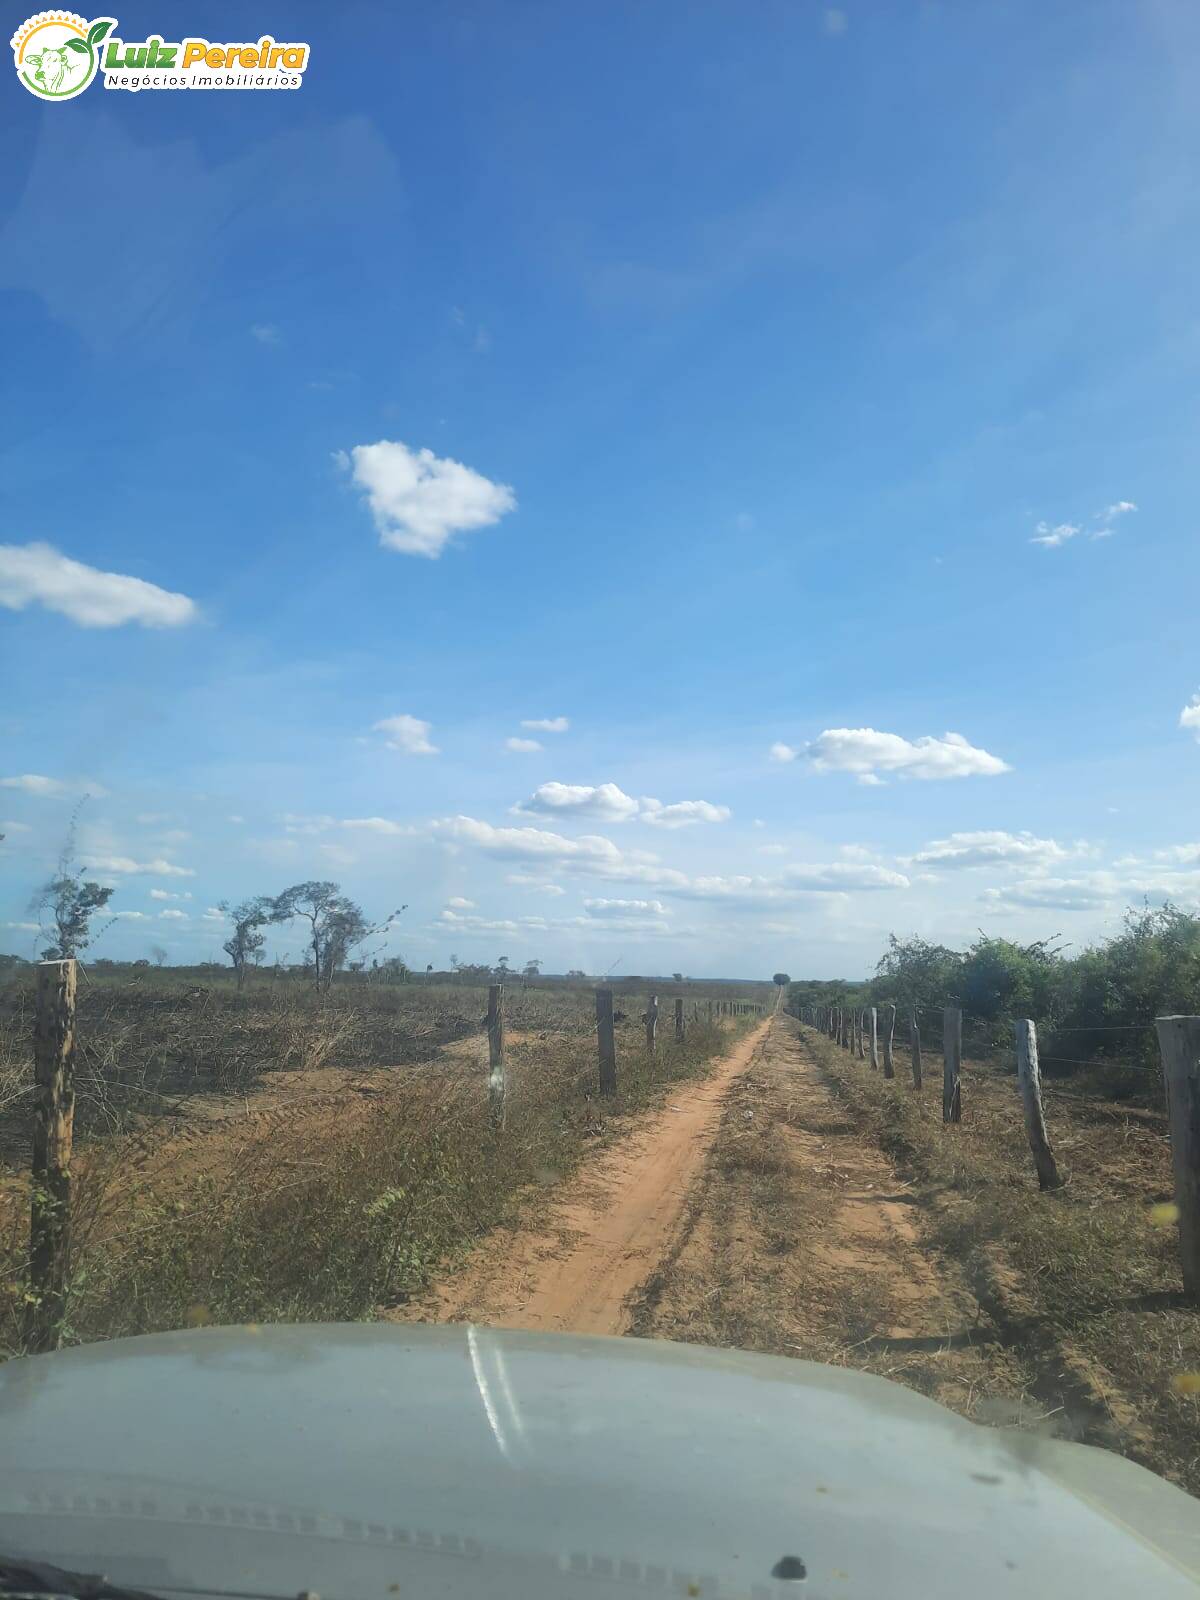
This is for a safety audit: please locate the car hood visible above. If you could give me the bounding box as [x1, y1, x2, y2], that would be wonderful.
[0, 1323, 1198, 1600]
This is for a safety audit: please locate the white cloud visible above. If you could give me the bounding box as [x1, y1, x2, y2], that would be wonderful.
[135, 812, 171, 824]
[0, 820, 31, 833]
[0, 542, 197, 627]
[758, 843, 787, 856]
[3, 921, 39, 932]
[521, 717, 569, 734]
[318, 844, 357, 866]
[431, 815, 689, 889]
[782, 862, 910, 890]
[1030, 521, 1081, 548]
[149, 888, 192, 901]
[982, 876, 1116, 912]
[769, 742, 798, 763]
[373, 714, 439, 756]
[514, 782, 641, 823]
[338, 816, 414, 836]
[446, 896, 476, 909]
[282, 813, 335, 835]
[438, 909, 523, 933]
[111, 910, 148, 921]
[1118, 843, 1200, 866]
[584, 898, 667, 918]
[505, 873, 566, 894]
[512, 783, 729, 827]
[823, 6, 847, 33]
[340, 439, 516, 558]
[1031, 501, 1136, 548]
[202, 907, 226, 921]
[912, 830, 1073, 869]
[227, 814, 245, 824]
[1180, 694, 1200, 738]
[0, 773, 104, 797]
[250, 322, 281, 344]
[505, 737, 542, 753]
[807, 728, 1010, 782]
[81, 855, 195, 878]
[640, 799, 731, 829]
[158, 908, 188, 921]
[1093, 500, 1137, 538]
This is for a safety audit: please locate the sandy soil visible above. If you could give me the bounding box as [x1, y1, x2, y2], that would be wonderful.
[390, 1015, 1052, 1439]
[390, 1020, 772, 1335]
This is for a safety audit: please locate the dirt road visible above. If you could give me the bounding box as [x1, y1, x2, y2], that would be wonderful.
[392, 1019, 771, 1335]
[392, 1015, 1050, 1440]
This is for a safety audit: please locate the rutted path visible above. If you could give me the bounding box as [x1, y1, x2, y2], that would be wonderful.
[389, 1020, 772, 1335]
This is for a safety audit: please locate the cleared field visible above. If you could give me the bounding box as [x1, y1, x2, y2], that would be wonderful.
[0, 970, 769, 1355]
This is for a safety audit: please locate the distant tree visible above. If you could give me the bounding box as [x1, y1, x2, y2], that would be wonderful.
[497, 955, 510, 975]
[274, 881, 405, 991]
[773, 972, 791, 987]
[523, 958, 541, 980]
[673, 972, 684, 983]
[219, 896, 277, 990]
[150, 944, 169, 967]
[566, 968, 587, 979]
[424, 963, 433, 983]
[33, 842, 115, 960]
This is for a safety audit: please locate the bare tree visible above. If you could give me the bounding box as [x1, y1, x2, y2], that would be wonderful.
[32, 815, 115, 959]
[150, 944, 169, 967]
[219, 897, 277, 990]
[274, 881, 405, 991]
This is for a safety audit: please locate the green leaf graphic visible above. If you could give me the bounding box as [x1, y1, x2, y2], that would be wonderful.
[65, 37, 88, 53]
[87, 19, 113, 46]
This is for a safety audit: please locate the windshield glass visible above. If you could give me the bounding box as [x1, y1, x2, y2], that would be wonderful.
[2, 4, 1199, 1592]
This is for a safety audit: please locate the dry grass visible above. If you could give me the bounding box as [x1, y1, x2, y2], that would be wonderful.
[0, 981, 756, 1357]
[801, 1024, 1200, 1493]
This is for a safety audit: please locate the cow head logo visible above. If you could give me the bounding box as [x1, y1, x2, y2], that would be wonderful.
[12, 12, 115, 101]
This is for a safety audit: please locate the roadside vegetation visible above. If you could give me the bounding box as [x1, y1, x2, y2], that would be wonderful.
[789, 903, 1200, 1097]
[0, 965, 767, 1358]
[797, 1017, 1199, 1494]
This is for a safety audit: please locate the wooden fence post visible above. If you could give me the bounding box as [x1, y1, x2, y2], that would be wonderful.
[869, 1007, 879, 1071]
[1014, 1020, 1062, 1191]
[882, 1004, 896, 1080]
[487, 984, 506, 1126]
[910, 1008, 922, 1088]
[856, 1010, 865, 1060]
[645, 994, 659, 1054]
[596, 988, 617, 1097]
[1155, 1016, 1200, 1296]
[26, 958, 77, 1353]
[707, 999, 713, 1023]
[675, 996, 684, 1043]
[943, 1006, 962, 1124]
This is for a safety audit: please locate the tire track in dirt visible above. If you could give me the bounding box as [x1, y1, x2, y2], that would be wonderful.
[629, 1017, 1040, 1424]
[388, 1020, 772, 1336]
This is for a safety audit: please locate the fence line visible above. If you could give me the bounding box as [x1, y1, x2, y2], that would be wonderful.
[790, 996, 1200, 1300]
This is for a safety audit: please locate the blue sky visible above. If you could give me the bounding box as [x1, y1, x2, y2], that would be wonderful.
[2, 0, 1199, 978]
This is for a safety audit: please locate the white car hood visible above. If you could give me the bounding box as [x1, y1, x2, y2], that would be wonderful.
[1, 1323, 1198, 1600]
